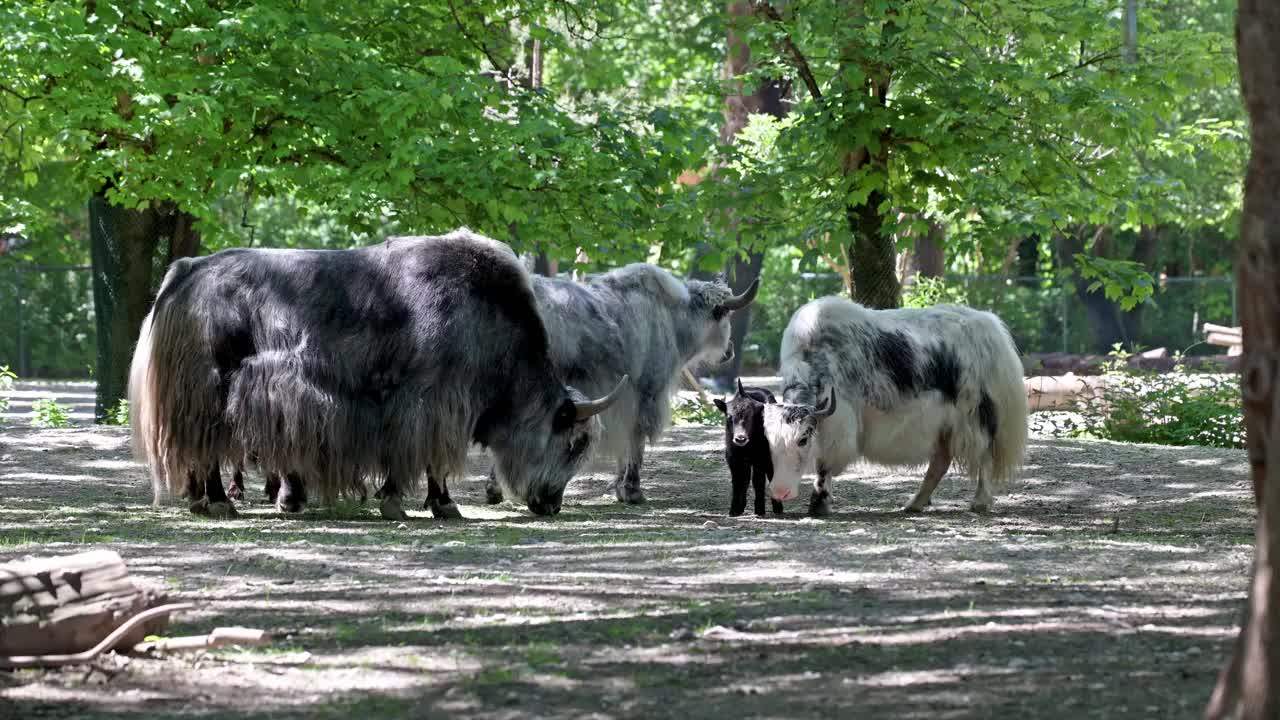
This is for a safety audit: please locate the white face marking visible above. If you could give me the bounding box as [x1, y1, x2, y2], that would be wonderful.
[762, 404, 818, 502]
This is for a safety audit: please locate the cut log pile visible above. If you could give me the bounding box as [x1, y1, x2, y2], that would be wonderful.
[1, 550, 269, 668]
[1203, 322, 1243, 357]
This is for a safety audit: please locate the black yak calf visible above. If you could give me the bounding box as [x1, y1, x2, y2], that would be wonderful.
[714, 380, 784, 517]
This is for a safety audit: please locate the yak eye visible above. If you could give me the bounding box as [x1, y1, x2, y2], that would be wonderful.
[798, 436, 809, 447]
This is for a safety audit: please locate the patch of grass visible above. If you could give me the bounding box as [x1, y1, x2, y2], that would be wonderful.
[30, 398, 71, 428]
[1068, 345, 1243, 449]
[104, 398, 129, 426]
[0, 365, 15, 418]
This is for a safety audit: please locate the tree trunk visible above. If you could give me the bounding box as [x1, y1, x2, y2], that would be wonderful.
[1205, 3, 1280, 717]
[90, 193, 159, 421]
[90, 195, 200, 421]
[845, 188, 899, 308]
[915, 222, 946, 279]
[705, 0, 789, 386]
[0, 549, 170, 657]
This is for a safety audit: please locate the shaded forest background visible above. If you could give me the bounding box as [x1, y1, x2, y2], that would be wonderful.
[0, 1, 1246, 406]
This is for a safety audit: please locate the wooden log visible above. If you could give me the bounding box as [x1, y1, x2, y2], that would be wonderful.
[1208, 331, 1246, 348]
[1024, 374, 1109, 412]
[133, 627, 270, 654]
[1203, 322, 1243, 338]
[0, 549, 170, 657]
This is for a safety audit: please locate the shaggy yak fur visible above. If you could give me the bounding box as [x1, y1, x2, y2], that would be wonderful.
[714, 379, 783, 517]
[481, 266, 759, 506]
[128, 228, 627, 521]
[762, 296, 1028, 516]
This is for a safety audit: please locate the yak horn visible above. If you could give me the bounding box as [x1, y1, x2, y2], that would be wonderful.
[575, 375, 630, 421]
[813, 388, 837, 419]
[717, 277, 760, 313]
[736, 378, 745, 396]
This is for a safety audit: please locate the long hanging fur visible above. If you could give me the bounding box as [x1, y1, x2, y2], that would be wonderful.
[766, 296, 1028, 505]
[531, 264, 736, 466]
[129, 229, 590, 509]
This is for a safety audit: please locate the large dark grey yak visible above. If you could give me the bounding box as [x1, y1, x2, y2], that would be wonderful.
[128, 229, 628, 521]
[480, 264, 758, 506]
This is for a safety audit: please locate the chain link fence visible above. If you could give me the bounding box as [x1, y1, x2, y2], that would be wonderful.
[0, 264, 1238, 378]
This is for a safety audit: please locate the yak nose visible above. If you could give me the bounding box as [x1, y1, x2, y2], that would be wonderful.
[719, 346, 734, 363]
[771, 486, 796, 502]
[528, 498, 556, 516]
[732, 434, 749, 446]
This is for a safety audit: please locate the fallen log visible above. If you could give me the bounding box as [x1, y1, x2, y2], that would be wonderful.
[0, 549, 172, 660]
[133, 627, 270, 655]
[1024, 374, 1109, 412]
[1203, 322, 1243, 338]
[1207, 331, 1245, 348]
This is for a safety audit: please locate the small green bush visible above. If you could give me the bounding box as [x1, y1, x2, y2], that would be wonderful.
[0, 365, 16, 417]
[30, 397, 71, 429]
[1070, 346, 1243, 449]
[105, 398, 129, 426]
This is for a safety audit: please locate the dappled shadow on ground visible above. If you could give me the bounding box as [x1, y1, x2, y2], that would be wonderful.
[0, 422, 1253, 719]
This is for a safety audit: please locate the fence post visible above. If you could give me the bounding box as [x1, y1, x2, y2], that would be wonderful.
[14, 267, 27, 377]
[1231, 275, 1238, 328]
[1060, 282, 1069, 353]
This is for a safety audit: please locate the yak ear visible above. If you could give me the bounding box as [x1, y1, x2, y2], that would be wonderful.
[713, 398, 727, 414]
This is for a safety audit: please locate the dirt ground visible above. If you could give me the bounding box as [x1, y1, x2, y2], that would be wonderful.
[0, 381, 1255, 719]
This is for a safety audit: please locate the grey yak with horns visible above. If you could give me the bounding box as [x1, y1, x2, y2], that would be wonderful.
[479, 264, 759, 508]
[128, 228, 629, 520]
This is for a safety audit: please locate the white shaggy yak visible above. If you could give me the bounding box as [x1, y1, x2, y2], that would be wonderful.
[762, 296, 1028, 515]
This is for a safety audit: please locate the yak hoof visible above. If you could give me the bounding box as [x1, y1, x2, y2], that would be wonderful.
[380, 497, 410, 521]
[188, 498, 210, 516]
[206, 501, 238, 519]
[808, 493, 831, 518]
[430, 501, 464, 520]
[970, 500, 994, 514]
[485, 483, 505, 505]
[616, 485, 646, 505]
[771, 500, 785, 516]
[276, 498, 304, 514]
[904, 498, 930, 513]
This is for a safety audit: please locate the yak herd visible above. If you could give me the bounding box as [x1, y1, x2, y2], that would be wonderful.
[127, 228, 1029, 521]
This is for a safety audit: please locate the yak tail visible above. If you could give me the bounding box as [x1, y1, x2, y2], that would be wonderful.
[984, 316, 1029, 494]
[128, 258, 195, 505]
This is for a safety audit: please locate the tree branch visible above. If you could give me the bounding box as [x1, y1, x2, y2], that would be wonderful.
[446, 0, 512, 78]
[0, 83, 38, 104]
[1046, 49, 1121, 81]
[752, 2, 824, 107]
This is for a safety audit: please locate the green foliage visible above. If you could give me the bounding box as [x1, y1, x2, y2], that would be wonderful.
[1074, 254, 1156, 311]
[742, 246, 844, 368]
[1069, 346, 1243, 449]
[0, 365, 16, 417]
[901, 275, 967, 309]
[105, 398, 129, 426]
[671, 397, 724, 427]
[30, 397, 70, 429]
[0, 1, 712, 263]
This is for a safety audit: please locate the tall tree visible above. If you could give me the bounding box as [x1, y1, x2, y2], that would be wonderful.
[1, 1, 703, 413]
[1206, 3, 1280, 717]
[711, 1, 790, 384]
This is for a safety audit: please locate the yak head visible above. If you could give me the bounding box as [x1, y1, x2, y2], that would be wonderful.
[761, 388, 837, 502]
[714, 378, 774, 447]
[492, 375, 630, 516]
[682, 275, 760, 368]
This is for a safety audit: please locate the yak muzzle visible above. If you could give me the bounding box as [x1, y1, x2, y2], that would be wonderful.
[528, 498, 563, 516]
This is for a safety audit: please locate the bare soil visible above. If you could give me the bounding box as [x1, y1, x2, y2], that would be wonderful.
[0, 381, 1254, 719]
